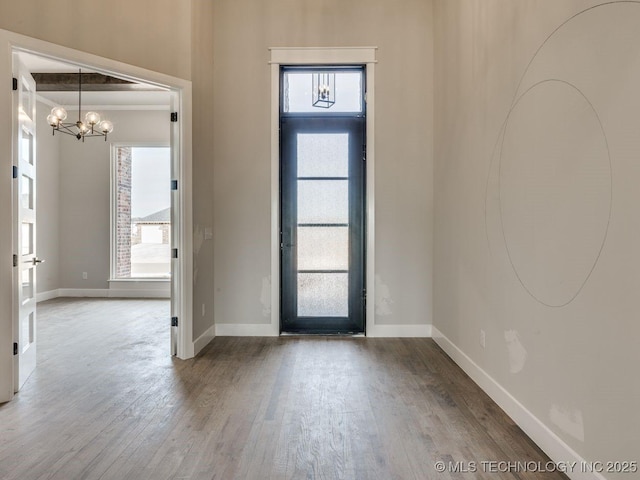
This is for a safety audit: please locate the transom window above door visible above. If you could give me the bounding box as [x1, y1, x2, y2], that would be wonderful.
[282, 68, 365, 114]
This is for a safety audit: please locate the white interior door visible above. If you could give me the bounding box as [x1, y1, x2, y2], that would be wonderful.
[13, 57, 39, 392]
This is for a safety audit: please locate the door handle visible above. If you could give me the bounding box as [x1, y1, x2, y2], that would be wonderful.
[32, 258, 45, 265]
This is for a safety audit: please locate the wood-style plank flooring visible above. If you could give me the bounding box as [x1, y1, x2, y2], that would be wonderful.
[0, 298, 566, 480]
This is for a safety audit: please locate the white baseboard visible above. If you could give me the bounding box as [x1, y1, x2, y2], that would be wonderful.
[431, 326, 605, 480]
[215, 323, 279, 337]
[368, 323, 432, 337]
[193, 324, 216, 355]
[214, 322, 431, 337]
[36, 289, 60, 303]
[54, 288, 169, 299]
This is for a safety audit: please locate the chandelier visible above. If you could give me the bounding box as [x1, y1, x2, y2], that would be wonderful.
[46, 69, 114, 142]
[312, 72, 335, 109]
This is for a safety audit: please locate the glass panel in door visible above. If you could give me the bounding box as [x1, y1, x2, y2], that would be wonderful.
[281, 116, 365, 333]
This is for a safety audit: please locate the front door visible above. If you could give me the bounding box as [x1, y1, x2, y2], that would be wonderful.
[280, 67, 366, 334]
[13, 57, 39, 391]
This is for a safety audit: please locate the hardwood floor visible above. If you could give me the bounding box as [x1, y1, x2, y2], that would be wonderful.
[0, 298, 566, 480]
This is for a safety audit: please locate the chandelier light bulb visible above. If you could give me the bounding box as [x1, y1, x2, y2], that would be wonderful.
[51, 106, 67, 121]
[319, 84, 330, 99]
[85, 111, 101, 126]
[100, 120, 114, 134]
[47, 114, 60, 127]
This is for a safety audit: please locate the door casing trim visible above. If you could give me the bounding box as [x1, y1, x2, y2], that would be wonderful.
[269, 47, 377, 337]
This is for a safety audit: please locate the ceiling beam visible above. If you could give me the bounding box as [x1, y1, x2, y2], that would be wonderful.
[32, 73, 162, 92]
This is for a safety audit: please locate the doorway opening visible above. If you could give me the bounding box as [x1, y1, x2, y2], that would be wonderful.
[280, 66, 366, 334]
[11, 48, 186, 394]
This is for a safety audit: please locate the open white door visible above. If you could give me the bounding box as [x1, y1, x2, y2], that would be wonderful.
[13, 56, 39, 391]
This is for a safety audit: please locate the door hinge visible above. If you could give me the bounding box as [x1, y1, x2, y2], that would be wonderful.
[12, 166, 18, 179]
[13, 254, 18, 267]
[362, 144, 366, 161]
[171, 248, 178, 259]
[362, 288, 367, 305]
[170, 112, 178, 123]
[12, 77, 17, 91]
[171, 317, 179, 327]
[171, 179, 178, 191]
[13, 343, 18, 355]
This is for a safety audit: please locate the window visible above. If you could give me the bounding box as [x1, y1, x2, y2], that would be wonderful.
[112, 146, 171, 279]
[282, 69, 364, 113]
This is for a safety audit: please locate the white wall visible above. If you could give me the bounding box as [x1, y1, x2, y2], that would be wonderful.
[434, 0, 640, 475]
[36, 101, 60, 295]
[57, 109, 170, 289]
[212, 0, 434, 330]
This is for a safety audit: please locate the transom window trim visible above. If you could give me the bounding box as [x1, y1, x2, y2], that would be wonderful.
[269, 47, 378, 65]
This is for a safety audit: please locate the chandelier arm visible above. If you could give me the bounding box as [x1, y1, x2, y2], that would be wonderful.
[56, 123, 80, 136]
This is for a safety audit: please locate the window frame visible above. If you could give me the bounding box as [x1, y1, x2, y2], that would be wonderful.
[280, 66, 366, 115]
[109, 142, 172, 283]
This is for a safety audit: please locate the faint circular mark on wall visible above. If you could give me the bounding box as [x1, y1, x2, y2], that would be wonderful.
[499, 79, 611, 307]
[483, 1, 640, 307]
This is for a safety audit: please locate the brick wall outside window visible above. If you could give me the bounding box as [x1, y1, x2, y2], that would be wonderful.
[116, 147, 132, 277]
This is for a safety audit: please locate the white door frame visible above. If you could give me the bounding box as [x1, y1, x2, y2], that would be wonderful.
[269, 47, 377, 336]
[0, 28, 195, 403]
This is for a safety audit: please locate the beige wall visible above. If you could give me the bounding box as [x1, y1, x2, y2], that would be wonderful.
[191, 0, 216, 339]
[36, 101, 60, 294]
[434, 0, 640, 472]
[212, 0, 434, 328]
[0, 1, 191, 80]
[57, 109, 170, 289]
